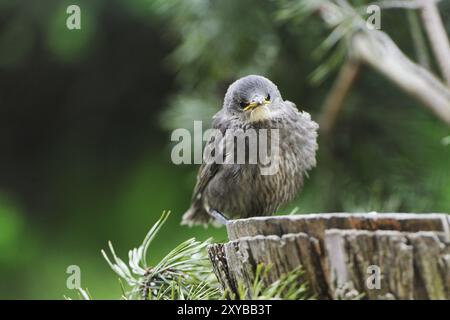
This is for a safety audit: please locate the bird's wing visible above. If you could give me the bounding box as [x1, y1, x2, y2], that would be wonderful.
[191, 155, 219, 202]
[190, 110, 228, 202]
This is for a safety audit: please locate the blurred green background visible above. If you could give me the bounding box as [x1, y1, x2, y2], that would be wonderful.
[0, 0, 449, 299]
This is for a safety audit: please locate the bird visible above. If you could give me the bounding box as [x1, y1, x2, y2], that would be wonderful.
[182, 75, 318, 226]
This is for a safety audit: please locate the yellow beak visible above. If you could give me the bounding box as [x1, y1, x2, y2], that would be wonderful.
[243, 100, 270, 112]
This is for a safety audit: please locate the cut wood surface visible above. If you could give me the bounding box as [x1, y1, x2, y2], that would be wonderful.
[208, 213, 450, 299]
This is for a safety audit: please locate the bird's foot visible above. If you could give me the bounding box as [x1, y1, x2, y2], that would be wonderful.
[209, 209, 230, 225]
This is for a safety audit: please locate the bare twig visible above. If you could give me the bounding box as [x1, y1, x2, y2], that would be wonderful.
[319, 59, 361, 135]
[370, 0, 450, 84]
[312, 0, 450, 125]
[419, 0, 450, 86]
[352, 31, 450, 124]
[373, 0, 441, 10]
[406, 10, 430, 69]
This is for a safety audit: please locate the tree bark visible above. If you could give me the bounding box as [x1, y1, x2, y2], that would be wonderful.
[208, 213, 450, 299]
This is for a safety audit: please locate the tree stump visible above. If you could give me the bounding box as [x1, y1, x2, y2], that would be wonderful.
[208, 213, 450, 299]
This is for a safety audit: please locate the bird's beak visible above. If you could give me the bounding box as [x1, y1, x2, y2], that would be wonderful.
[243, 95, 270, 111]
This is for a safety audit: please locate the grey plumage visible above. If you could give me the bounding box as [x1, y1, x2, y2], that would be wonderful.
[182, 75, 318, 226]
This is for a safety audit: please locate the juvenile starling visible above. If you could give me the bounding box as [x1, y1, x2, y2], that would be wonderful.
[182, 75, 318, 226]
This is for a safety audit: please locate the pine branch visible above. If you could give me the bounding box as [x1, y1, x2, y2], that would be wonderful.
[70, 211, 312, 300]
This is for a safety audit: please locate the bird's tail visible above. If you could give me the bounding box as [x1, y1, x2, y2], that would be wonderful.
[181, 202, 211, 227]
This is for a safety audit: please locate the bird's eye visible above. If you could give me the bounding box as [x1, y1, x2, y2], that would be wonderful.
[266, 94, 271, 101]
[240, 101, 249, 109]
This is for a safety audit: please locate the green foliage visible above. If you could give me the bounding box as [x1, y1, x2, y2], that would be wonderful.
[73, 212, 310, 300]
[443, 136, 450, 146]
[232, 264, 311, 300]
[101, 211, 220, 300]
[0, 197, 25, 264]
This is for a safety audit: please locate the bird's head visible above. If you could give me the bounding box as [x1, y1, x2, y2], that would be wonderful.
[223, 75, 283, 123]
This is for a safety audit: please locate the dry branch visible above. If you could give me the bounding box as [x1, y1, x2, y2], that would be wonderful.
[352, 30, 450, 124]
[420, 0, 450, 86]
[319, 59, 361, 135]
[314, 1, 450, 126]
